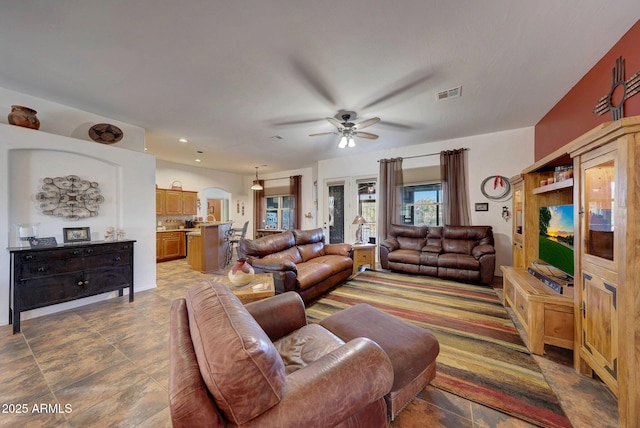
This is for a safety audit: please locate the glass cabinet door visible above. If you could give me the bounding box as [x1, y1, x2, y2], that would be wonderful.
[583, 159, 615, 260]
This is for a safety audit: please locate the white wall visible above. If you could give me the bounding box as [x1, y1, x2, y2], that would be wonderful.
[317, 127, 535, 275]
[0, 87, 156, 327]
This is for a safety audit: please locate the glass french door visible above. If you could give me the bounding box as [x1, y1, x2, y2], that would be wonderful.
[325, 180, 346, 244]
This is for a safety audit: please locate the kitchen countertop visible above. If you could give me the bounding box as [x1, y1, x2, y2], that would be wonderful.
[156, 228, 200, 233]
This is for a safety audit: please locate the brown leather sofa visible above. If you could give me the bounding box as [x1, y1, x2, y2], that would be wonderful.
[169, 281, 394, 427]
[380, 224, 495, 285]
[238, 228, 353, 303]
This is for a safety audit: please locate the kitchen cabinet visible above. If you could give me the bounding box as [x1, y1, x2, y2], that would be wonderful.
[156, 189, 165, 215]
[164, 190, 183, 215]
[156, 188, 198, 215]
[8, 240, 135, 334]
[156, 231, 186, 261]
[182, 191, 198, 215]
[187, 232, 202, 271]
[188, 223, 231, 273]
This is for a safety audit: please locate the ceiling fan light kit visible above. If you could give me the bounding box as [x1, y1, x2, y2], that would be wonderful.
[310, 111, 380, 149]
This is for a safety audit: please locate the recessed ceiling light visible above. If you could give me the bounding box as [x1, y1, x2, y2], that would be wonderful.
[197, 150, 203, 154]
[179, 138, 188, 143]
[195, 159, 201, 163]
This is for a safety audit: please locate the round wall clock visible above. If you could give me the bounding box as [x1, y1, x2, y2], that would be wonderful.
[36, 175, 105, 220]
[480, 175, 511, 200]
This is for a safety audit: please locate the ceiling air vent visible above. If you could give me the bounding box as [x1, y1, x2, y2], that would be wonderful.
[436, 86, 462, 101]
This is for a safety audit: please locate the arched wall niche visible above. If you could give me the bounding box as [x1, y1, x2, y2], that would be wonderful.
[8, 148, 120, 245]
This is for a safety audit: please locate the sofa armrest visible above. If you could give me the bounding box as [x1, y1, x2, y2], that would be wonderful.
[244, 292, 307, 341]
[472, 244, 495, 259]
[380, 238, 399, 252]
[324, 243, 353, 257]
[250, 259, 298, 274]
[245, 337, 393, 427]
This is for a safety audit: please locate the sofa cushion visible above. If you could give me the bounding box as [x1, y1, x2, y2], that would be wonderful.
[293, 227, 325, 245]
[438, 253, 480, 270]
[263, 246, 303, 264]
[388, 224, 428, 239]
[309, 254, 353, 272]
[298, 241, 326, 262]
[273, 324, 345, 375]
[442, 226, 494, 255]
[295, 262, 333, 291]
[186, 282, 286, 425]
[421, 245, 442, 253]
[240, 231, 296, 258]
[397, 236, 426, 251]
[388, 249, 422, 265]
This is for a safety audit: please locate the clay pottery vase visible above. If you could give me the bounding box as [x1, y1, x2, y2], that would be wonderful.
[228, 258, 255, 286]
[8, 105, 40, 130]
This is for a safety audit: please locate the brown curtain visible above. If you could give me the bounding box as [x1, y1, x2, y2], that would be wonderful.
[440, 149, 470, 226]
[378, 157, 404, 240]
[253, 180, 264, 236]
[290, 175, 302, 229]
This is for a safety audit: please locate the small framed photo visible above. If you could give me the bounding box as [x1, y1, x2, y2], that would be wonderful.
[63, 227, 91, 243]
[475, 202, 489, 212]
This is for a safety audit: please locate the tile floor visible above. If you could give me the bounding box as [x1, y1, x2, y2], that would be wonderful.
[0, 259, 619, 427]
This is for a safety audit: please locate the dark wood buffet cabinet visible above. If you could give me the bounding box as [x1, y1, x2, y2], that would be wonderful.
[8, 240, 135, 334]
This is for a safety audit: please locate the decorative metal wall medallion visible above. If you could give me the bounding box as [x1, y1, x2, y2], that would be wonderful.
[593, 56, 640, 120]
[36, 175, 105, 220]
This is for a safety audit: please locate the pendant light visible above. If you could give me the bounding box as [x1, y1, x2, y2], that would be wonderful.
[251, 166, 263, 191]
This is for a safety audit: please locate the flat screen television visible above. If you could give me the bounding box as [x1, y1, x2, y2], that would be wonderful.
[538, 204, 574, 277]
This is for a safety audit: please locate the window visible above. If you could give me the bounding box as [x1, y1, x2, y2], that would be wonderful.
[357, 180, 377, 243]
[401, 183, 443, 226]
[265, 195, 295, 230]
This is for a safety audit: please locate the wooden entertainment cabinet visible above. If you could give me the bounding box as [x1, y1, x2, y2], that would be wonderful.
[509, 117, 640, 427]
[8, 240, 135, 334]
[501, 266, 573, 355]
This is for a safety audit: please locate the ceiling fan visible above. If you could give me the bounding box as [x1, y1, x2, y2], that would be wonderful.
[309, 111, 380, 148]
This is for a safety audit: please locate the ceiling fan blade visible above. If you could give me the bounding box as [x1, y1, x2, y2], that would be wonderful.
[326, 117, 345, 129]
[360, 70, 432, 110]
[309, 132, 338, 137]
[354, 131, 379, 140]
[354, 117, 380, 130]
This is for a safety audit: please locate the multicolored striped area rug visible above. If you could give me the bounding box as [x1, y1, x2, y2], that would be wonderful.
[306, 270, 572, 428]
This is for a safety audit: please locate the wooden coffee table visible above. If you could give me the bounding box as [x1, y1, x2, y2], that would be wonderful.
[218, 273, 275, 304]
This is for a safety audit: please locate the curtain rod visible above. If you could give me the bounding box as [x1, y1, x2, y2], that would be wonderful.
[259, 175, 299, 182]
[377, 148, 469, 161]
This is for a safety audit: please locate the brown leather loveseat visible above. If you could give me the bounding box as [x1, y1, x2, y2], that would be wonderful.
[380, 224, 495, 285]
[169, 281, 394, 427]
[238, 228, 353, 303]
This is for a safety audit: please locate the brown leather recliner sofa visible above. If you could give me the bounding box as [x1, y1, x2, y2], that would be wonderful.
[238, 228, 353, 303]
[380, 224, 496, 285]
[169, 281, 394, 427]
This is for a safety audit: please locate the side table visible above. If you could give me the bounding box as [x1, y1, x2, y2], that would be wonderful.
[352, 244, 376, 275]
[216, 273, 275, 304]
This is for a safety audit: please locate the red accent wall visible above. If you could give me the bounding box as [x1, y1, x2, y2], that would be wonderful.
[535, 20, 640, 160]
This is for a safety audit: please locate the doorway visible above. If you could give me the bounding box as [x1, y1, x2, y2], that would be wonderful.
[207, 199, 222, 222]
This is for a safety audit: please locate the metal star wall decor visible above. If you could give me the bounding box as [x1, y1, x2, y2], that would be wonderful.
[593, 56, 640, 120]
[36, 175, 105, 220]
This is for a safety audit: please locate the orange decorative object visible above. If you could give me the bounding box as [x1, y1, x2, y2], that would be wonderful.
[8, 105, 40, 130]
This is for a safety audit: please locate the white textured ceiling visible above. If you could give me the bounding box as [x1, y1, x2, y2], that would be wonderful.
[0, 1, 638, 174]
